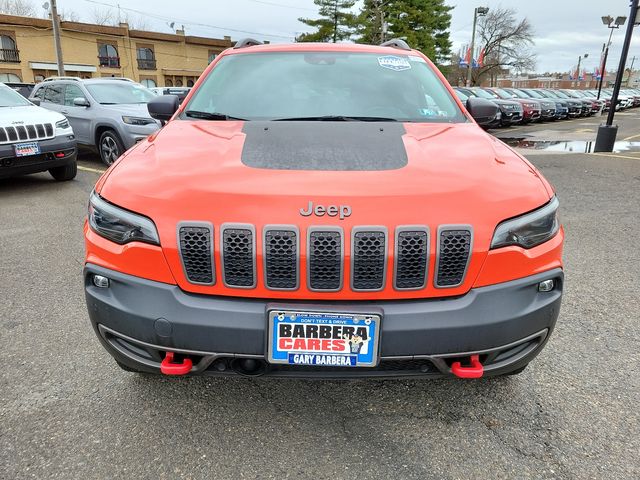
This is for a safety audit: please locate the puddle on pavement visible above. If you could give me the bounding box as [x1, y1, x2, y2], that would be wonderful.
[500, 138, 640, 153]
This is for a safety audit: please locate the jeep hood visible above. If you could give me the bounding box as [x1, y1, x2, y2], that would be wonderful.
[98, 120, 553, 298]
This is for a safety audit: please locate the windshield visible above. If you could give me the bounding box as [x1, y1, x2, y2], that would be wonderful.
[535, 90, 554, 98]
[521, 89, 543, 99]
[470, 88, 496, 100]
[0, 84, 32, 107]
[184, 52, 465, 122]
[492, 88, 515, 100]
[86, 82, 156, 104]
[506, 89, 530, 99]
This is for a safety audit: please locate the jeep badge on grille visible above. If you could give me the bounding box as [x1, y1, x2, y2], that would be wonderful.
[300, 201, 352, 220]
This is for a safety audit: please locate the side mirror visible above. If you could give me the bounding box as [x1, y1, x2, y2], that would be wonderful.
[31, 98, 41, 106]
[73, 97, 90, 107]
[466, 97, 499, 124]
[148, 95, 180, 121]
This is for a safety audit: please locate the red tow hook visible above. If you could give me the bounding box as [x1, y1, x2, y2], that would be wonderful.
[160, 351, 193, 376]
[451, 354, 484, 379]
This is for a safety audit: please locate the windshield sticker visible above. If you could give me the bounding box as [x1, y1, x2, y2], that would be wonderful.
[408, 55, 427, 63]
[378, 55, 411, 71]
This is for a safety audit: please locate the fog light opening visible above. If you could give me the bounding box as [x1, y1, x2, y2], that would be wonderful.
[538, 279, 555, 292]
[93, 275, 110, 288]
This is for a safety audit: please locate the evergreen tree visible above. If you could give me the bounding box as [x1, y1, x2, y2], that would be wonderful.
[297, 0, 357, 43]
[356, 0, 453, 65]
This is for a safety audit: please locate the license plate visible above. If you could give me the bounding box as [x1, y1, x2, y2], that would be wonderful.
[267, 310, 381, 367]
[14, 142, 40, 157]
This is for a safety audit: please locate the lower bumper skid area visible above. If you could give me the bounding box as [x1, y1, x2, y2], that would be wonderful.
[98, 324, 547, 379]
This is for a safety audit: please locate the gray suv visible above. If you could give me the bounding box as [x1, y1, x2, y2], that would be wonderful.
[30, 77, 160, 165]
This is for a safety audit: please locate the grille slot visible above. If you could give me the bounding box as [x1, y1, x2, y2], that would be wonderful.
[264, 227, 298, 290]
[36, 124, 46, 138]
[394, 227, 429, 290]
[44, 124, 54, 137]
[435, 227, 472, 288]
[221, 224, 256, 288]
[178, 224, 214, 285]
[351, 228, 387, 291]
[308, 228, 343, 291]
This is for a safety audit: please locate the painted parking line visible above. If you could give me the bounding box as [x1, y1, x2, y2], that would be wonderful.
[590, 152, 640, 161]
[623, 133, 640, 141]
[78, 166, 106, 174]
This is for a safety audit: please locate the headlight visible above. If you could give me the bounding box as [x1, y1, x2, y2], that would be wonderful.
[55, 119, 70, 129]
[524, 102, 536, 108]
[490, 197, 559, 249]
[122, 116, 156, 126]
[88, 192, 160, 245]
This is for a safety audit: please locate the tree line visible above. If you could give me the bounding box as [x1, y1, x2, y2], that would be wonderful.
[298, 0, 536, 83]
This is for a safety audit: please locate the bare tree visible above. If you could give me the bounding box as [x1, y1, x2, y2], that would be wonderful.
[0, 0, 37, 16]
[471, 7, 536, 86]
[120, 12, 149, 31]
[92, 7, 116, 26]
[58, 8, 80, 22]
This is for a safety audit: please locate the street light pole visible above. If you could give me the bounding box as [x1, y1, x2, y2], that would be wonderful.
[466, 6, 488, 87]
[597, 16, 627, 99]
[576, 53, 588, 85]
[50, 0, 65, 76]
[594, 0, 639, 152]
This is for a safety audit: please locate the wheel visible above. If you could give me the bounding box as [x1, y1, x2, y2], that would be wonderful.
[99, 130, 125, 166]
[49, 161, 77, 181]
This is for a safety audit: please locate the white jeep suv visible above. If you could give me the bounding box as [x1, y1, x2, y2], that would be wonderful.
[0, 83, 77, 181]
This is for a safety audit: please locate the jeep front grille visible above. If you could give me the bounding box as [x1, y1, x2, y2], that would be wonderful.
[308, 228, 343, 291]
[221, 225, 256, 288]
[394, 227, 429, 290]
[177, 224, 473, 292]
[435, 227, 472, 288]
[264, 227, 298, 290]
[351, 228, 387, 291]
[0, 123, 54, 145]
[178, 224, 214, 285]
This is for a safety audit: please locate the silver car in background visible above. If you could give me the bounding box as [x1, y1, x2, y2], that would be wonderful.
[30, 77, 160, 165]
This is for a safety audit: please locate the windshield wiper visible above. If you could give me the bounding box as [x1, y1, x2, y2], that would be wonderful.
[273, 115, 398, 122]
[185, 110, 246, 121]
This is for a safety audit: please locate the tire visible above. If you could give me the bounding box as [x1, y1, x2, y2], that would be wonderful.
[98, 130, 125, 166]
[49, 161, 77, 181]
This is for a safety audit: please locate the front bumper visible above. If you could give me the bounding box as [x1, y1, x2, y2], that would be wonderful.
[0, 135, 76, 179]
[85, 264, 563, 378]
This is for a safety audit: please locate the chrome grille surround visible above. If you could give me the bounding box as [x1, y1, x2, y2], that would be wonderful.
[434, 225, 473, 288]
[350, 226, 388, 292]
[393, 226, 429, 291]
[263, 225, 300, 291]
[220, 223, 257, 289]
[177, 221, 215, 286]
[307, 226, 344, 292]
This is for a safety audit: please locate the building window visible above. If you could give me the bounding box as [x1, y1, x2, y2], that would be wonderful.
[34, 74, 45, 83]
[0, 72, 21, 82]
[98, 43, 120, 68]
[0, 35, 19, 63]
[208, 51, 217, 64]
[175, 79, 183, 87]
[136, 47, 156, 70]
[165, 78, 173, 87]
[141, 78, 156, 88]
[187, 79, 194, 87]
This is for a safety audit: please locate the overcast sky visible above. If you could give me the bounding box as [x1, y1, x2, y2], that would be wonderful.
[51, 0, 640, 74]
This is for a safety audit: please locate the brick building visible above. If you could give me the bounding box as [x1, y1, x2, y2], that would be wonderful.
[0, 13, 235, 87]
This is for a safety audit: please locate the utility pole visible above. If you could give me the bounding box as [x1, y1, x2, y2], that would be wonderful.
[594, 0, 639, 152]
[576, 53, 588, 85]
[466, 6, 489, 87]
[50, 0, 65, 76]
[627, 55, 636, 86]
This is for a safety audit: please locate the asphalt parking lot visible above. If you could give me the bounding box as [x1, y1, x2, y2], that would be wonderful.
[1, 113, 639, 479]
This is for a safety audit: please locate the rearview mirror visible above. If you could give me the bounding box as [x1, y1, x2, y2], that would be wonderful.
[147, 95, 180, 121]
[465, 97, 499, 124]
[73, 97, 90, 107]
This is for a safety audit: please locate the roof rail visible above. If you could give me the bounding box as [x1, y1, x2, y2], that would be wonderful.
[234, 38, 263, 49]
[99, 77, 135, 82]
[381, 39, 411, 51]
[43, 76, 81, 82]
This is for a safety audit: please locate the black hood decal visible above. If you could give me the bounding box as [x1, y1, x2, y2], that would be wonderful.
[241, 121, 408, 171]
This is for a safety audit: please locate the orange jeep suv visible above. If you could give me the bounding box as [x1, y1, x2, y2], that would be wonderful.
[84, 39, 563, 379]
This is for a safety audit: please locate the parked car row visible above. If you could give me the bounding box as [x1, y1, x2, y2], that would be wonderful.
[453, 85, 640, 129]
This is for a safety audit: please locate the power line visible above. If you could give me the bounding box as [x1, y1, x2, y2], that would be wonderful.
[241, 0, 317, 11]
[82, 0, 296, 39]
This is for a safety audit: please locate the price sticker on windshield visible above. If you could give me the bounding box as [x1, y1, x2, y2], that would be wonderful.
[378, 55, 411, 71]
